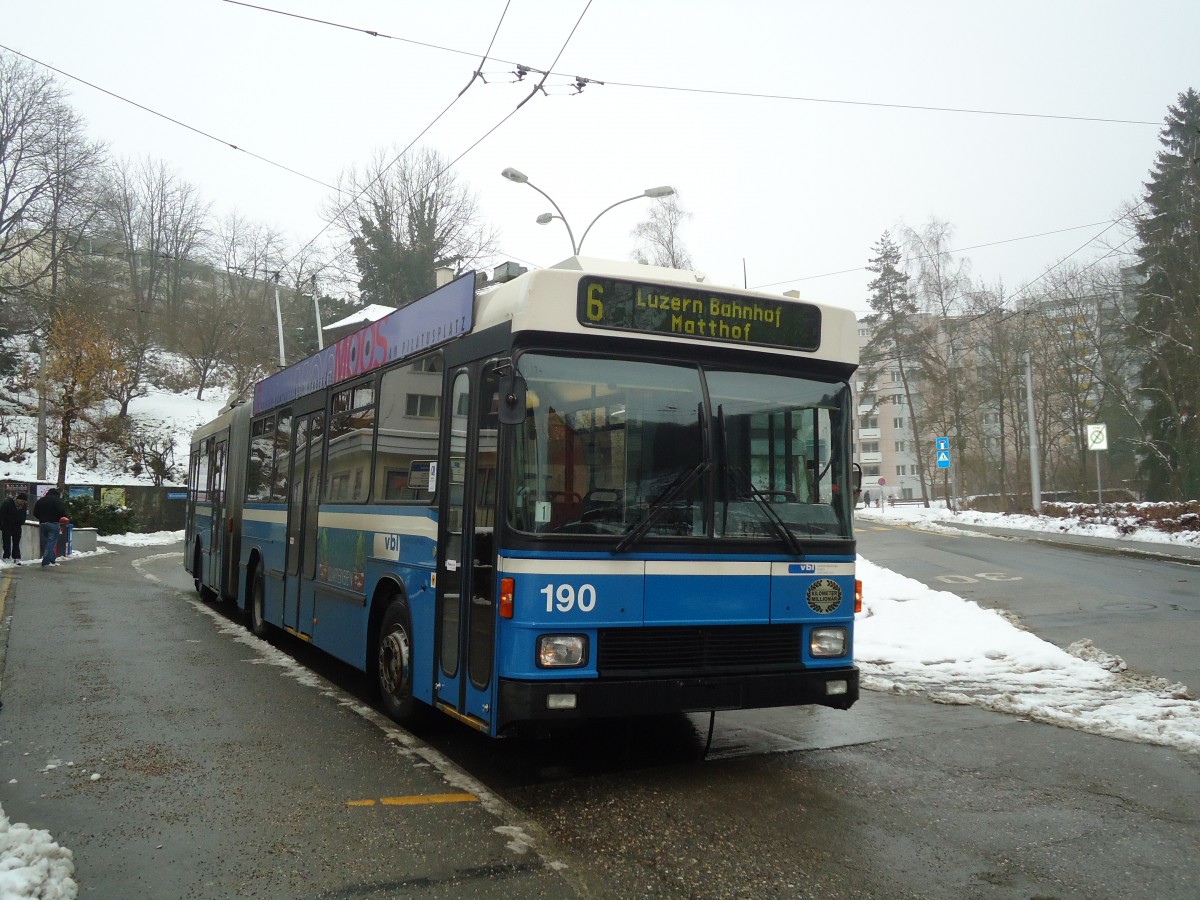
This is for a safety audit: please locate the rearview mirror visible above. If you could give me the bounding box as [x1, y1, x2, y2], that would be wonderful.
[497, 368, 528, 425]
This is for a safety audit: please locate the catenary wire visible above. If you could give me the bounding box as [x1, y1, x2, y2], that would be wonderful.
[0, 42, 343, 195]
[283, 0, 591, 271]
[223, 1, 1161, 127]
[752, 220, 1127, 290]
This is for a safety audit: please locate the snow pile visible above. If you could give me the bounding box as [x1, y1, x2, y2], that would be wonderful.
[0, 808, 77, 900]
[856, 556, 1200, 754]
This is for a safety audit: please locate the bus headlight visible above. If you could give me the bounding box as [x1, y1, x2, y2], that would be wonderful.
[537, 635, 587, 668]
[810, 627, 848, 658]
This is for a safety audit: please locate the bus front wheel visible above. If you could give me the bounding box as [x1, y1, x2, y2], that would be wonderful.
[248, 567, 270, 639]
[376, 599, 415, 723]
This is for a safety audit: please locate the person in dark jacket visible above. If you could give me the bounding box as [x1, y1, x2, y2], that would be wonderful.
[33, 488, 68, 567]
[1, 492, 27, 560]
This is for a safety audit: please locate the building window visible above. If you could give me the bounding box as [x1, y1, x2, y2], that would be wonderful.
[893, 418, 906, 429]
[860, 415, 878, 429]
[861, 442, 879, 454]
[405, 394, 439, 418]
[863, 465, 880, 476]
[895, 440, 906, 453]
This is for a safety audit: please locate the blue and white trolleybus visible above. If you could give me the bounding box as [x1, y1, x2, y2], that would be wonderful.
[186, 257, 862, 736]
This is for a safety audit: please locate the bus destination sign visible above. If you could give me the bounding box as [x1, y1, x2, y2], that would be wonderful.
[577, 277, 821, 351]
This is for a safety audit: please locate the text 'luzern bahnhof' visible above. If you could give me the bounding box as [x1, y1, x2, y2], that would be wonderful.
[577, 276, 821, 351]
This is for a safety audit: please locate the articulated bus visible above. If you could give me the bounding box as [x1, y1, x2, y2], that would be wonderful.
[186, 257, 862, 736]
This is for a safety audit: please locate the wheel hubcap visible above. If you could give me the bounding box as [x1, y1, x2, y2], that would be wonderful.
[380, 626, 411, 699]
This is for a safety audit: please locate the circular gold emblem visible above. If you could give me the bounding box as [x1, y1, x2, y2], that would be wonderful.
[806, 578, 842, 614]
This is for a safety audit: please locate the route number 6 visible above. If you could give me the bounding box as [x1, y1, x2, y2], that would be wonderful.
[541, 583, 597, 613]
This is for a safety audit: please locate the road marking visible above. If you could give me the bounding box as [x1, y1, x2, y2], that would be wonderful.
[935, 572, 1023, 584]
[348, 793, 479, 808]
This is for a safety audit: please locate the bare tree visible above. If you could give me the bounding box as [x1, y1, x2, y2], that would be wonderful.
[202, 212, 288, 396]
[1, 52, 105, 313]
[1029, 262, 1143, 493]
[899, 220, 973, 502]
[102, 157, 209, 414]
[630, 194, 694, 269]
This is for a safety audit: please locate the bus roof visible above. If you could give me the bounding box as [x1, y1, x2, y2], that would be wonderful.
[250, 258, 859, 416]
[477, 256, 859, 366]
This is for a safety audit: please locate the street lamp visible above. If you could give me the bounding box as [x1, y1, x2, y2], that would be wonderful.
[501, 167, 675, 255]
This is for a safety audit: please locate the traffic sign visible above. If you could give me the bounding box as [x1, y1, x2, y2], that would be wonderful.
[936, 449, 951, 469]
[935, 437, 950, 451]
[1086, 423, 1107, 451]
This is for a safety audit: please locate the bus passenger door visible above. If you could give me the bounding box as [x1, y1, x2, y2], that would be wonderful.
[283, 415, 320, 636]
[435, 366, 499, 728]
[207, 438, 227, 593]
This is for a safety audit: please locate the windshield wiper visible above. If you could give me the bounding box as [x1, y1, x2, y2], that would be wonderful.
[717, 404, 804, 557]
[612, 461, 711, 555]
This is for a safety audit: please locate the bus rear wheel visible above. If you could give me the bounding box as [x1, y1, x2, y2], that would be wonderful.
[248, 566, 270, 639]
[376, 599, 416, 723]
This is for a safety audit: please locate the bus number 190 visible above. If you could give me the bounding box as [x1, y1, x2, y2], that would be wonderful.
[541, 583, 597, 613]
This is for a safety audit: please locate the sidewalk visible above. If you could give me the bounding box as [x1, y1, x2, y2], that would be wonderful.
[914, 517, 1200, 566]
[0, 547, 584, 899]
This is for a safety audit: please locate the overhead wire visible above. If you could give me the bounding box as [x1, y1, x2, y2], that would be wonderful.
[752, 220, 1129, 290]
[0, 42, 342, 195]
[284, 0, 591, 272]
[940, 203, 1145, 332]
[222, 2, 1161, 127]
[5, 3, 1151, 302]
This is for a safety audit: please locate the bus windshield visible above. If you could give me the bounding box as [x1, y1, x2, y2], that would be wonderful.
[505, 353, 853, 543]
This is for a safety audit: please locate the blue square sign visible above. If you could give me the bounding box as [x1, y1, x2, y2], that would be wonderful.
[935, 437, 950, 451]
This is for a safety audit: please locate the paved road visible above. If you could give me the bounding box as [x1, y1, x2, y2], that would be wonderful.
[0, 548, 581, 899]
[2, 539, 1198, 899]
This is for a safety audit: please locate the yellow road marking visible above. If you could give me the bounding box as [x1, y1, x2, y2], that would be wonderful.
[347, 793, 478, 808]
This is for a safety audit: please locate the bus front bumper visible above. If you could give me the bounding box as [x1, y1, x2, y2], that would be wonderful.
[496, 667, 858, 732]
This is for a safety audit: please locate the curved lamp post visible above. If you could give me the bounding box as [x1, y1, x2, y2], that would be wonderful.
[501, 167, 675, 255]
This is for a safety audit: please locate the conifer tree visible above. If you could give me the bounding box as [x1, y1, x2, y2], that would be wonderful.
[1132, 88, 1200, 499]
[860, 232, 931, 506]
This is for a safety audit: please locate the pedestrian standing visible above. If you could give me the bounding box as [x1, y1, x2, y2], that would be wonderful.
[33, 487, 68, 567]
[1, 492, 27, 560]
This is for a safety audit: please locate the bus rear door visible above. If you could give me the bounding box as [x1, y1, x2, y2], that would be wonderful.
[206, 437, 228, 593]
[283, 413, 323, 637]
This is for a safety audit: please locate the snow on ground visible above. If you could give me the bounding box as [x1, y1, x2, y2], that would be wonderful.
[2, 504, 1198, 897]
[860, 500, 1200, 548]
[0, 385, 226, 487]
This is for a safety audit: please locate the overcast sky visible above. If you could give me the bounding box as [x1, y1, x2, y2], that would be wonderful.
[4, 1, 1197, 313]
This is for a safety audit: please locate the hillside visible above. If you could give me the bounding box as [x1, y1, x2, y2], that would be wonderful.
[0, 382, 226, 489]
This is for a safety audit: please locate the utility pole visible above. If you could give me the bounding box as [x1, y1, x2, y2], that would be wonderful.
[1025, 350, 1041, 513]
[311, 274, 323, 351]
[272, 272, 286, 369]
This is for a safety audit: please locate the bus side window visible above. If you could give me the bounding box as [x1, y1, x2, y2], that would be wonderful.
[376, 355, 443, 502]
